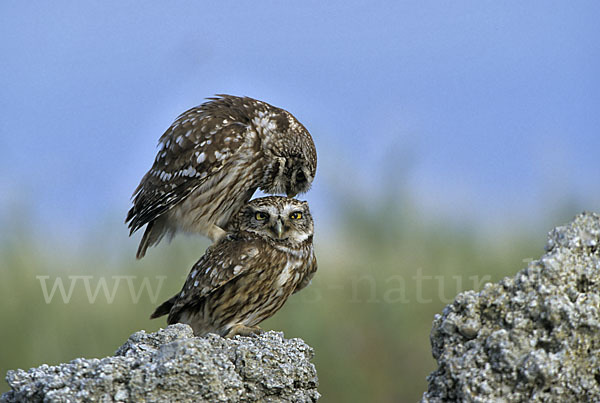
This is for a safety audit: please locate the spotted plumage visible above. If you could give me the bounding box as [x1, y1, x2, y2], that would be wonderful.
[150, 196, 317, 337]
[126, 95, 317, 258]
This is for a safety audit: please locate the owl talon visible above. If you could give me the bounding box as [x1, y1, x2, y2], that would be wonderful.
[225, 324, 263, 338]
[208, 225, 227, 243]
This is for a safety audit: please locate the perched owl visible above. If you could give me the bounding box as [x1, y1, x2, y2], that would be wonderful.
[126, 95, 317, 259]
[150, 196, 317, 337]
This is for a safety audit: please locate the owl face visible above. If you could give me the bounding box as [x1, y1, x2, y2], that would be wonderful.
[288, 156, 316, 197]
[261, 151, 316, 198]
[279, 159, 314, 198]
[259, 111, 317, 198]
[232, 196, 314, 245]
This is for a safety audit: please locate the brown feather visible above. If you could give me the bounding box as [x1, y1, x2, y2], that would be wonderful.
[149, 294, 177, 319]
[150, 196, 317, 337]
[126, 95, 317, 258]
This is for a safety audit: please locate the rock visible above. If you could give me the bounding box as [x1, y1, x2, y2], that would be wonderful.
[1, 324, 319, 402]
[422, 212, 600, 402]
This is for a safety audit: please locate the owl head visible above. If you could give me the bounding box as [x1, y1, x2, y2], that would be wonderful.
[285, 154, 316, 198]
[259, 111, 317, 198]
[229, 196, 314, 245]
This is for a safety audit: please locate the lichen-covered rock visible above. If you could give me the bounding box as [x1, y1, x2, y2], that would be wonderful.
[1, 324, 319, 402]
[422, 212, 600, 402]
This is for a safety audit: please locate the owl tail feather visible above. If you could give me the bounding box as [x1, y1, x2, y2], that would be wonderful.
[150, 295, 177, 319]
[136, 222, 155, 259]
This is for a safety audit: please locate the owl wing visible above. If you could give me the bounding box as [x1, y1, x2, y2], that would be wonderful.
[126, 105, 251, 234]
[166, 234, 263, 322]
[293, 251, 318, 293]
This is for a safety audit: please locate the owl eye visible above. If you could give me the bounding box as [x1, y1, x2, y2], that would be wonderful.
[289, 211, 302, 220]
[255, 211, 269, 221]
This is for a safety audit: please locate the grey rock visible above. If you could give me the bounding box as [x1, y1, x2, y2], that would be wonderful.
[422, 212, 600, 402]
[1, 324, 319, 402]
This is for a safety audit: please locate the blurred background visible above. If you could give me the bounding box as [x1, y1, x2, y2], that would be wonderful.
[1, 1, 599, 401]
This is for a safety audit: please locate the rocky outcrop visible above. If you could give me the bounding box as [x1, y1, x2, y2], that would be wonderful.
[2, 324, 319, 402]
[422, 212, 600, 402]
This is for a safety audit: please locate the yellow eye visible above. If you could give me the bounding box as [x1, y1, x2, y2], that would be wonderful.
[255, 211, 268, 221]
[290, 211, 302, 220]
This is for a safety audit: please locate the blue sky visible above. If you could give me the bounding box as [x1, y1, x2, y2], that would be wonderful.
[1, 1, 599, 240]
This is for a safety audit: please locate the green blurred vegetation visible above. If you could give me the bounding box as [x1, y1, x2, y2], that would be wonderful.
[0, 197, 552, 402]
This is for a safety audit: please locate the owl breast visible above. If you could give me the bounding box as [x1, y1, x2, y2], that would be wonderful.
[192, 246, 313, 336]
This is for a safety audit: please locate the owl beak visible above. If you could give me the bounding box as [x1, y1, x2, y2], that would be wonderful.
[274, 219, 284, 239]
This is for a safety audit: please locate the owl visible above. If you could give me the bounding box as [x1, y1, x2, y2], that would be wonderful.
[126, 95, 317, 259]
[150, 196, 317, 337]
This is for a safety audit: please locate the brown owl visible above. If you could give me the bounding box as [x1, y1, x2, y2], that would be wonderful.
[150, 196, 317, 337]
[126, 95, 317, 258]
